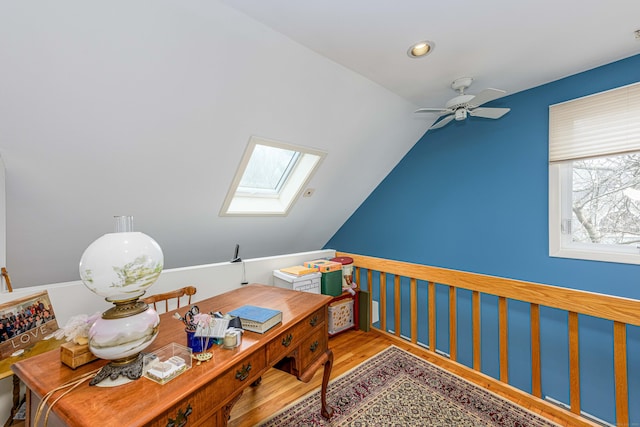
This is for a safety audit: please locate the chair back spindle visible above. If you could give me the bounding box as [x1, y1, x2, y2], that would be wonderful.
[1, 267, 13, 292]
[142, 286, 197, 314]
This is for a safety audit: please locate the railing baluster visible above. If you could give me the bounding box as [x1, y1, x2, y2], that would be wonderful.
[394, 275, 401, 337]
[449, 286, 457, 361]
[568, 311, 581, 415]
[499, 296, 508, 383]
[530, 303, 542, 398]
[410, 278, 417, 344]
[472, 291, 481, 371]
[613, 321, 629, 426]
[367, 269, 372, 329]
[380, 272, 387, 332]
[428, 281, 436, 352]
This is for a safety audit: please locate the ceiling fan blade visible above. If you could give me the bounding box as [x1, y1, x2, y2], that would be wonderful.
[468, 107, 511, 119]
[429, 114, 454, 130]
[415, 107, 451, 115]
[467, 88, 507, 108]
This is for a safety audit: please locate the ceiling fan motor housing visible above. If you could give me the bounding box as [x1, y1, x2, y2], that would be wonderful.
[445, 94, 475, 109]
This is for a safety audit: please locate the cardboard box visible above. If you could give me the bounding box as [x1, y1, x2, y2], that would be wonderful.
[279, 265, 318, 276]
[304, 259, 342, 273]
[60, 341, 98, 369]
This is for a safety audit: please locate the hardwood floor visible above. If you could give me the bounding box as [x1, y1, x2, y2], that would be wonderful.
[228, 329, 395, 426]
[228, 329, 568, 427]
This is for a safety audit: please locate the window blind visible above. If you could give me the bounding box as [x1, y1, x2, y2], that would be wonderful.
[549, 81, 640, 162]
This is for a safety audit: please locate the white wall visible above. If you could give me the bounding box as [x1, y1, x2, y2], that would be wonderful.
[0, 1, 427, 289]
[0, 156, 5, 284]
[0, 248, 335, 422]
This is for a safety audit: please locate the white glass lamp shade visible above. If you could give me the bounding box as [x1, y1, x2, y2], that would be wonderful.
[89, 306, 160, 360]
[79, 231, 164, 302]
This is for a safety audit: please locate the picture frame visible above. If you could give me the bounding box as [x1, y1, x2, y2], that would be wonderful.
[0, 291, 59, 360]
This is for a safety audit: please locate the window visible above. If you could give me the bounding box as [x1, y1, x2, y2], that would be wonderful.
[220, 136, 326, 216]
[549, 81, 640, 264]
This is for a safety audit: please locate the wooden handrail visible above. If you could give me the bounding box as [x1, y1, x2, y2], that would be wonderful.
[337, 252, 640, 326]
[336, 251, 638, 427]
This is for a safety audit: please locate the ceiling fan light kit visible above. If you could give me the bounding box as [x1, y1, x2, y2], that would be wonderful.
[416, 77, 511, 130]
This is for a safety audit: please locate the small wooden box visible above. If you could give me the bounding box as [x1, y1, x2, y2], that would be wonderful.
[60, 342, 98, 369]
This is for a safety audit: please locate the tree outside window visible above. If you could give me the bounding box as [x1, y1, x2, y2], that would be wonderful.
[571, 153, 640, 246]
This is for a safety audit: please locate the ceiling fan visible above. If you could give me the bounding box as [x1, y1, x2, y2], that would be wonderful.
[415, 77, 511, 130]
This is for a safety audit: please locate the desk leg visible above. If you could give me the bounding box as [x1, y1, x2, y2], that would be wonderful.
[221, 392, 243, 426]
[320, 349, 334, 420]
[299, 348, 334, 419]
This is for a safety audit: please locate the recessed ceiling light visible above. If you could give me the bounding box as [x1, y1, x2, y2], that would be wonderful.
[407, 40, 434, 58]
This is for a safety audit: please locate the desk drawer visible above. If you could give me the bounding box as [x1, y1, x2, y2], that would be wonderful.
[266, 307, 325, 364]
[306, 307, 325, 329]
[299, 327, 327, 371]
[151, 351, 266, 427]
[217, 350, 267, 397]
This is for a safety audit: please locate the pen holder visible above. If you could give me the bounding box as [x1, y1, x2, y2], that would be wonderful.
[185, 329, 214, 353]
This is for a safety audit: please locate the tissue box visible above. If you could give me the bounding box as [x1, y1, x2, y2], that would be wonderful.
[60, 342, 98, 369]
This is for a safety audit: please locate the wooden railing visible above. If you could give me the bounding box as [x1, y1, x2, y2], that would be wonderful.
[336, 252, 640, 427]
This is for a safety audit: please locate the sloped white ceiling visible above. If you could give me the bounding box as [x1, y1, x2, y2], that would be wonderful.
[0, 1, 428, 287]
[2, 1, 639, 287]
[222, 0, 640, 107]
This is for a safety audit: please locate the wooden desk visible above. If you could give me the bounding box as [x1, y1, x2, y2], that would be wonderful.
[12, 285, 334, 426]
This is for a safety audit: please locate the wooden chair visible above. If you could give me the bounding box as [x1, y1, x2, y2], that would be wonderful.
[1, 267, 12, 292]
[142, 286, 197, 313]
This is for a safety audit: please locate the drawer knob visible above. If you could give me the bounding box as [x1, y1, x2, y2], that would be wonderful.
[309, 340, 319, 353]
[167, 403, 192, 427]
[309, 315, 319, 327]
[282, 333, 293, 347]
[235, 363, 252, 381]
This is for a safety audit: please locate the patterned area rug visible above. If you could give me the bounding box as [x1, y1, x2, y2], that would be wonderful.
[259, 346, 559, 426]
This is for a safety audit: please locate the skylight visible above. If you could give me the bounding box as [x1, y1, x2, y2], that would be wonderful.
[237, 144, 300, 195]
[220, 136, 326, 216]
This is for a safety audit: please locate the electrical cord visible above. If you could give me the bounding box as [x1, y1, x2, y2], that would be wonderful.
[33, 368, 101, 427]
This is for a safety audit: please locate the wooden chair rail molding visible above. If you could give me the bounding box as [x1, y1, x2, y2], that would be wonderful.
[336, 251, 640, 427]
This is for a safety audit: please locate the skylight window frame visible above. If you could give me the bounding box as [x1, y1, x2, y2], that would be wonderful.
[220, 136, 326, 217]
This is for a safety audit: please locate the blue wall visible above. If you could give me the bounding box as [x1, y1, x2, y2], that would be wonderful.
[326, 54, 640, 425]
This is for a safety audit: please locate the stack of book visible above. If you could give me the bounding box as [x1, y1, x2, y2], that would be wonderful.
[228, 305, 282, 334]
